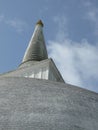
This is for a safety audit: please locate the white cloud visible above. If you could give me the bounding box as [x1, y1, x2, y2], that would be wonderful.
[48, 39, 98, 92]
[84, 1, 98, 36]
[53, 15, 68, 41]
[6, 19, 27, 33]
[0, 14, 27, 33]
[48, 14, 98, 92]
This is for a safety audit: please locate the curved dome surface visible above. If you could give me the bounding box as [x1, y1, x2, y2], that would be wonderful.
[0, 77, 98, 130]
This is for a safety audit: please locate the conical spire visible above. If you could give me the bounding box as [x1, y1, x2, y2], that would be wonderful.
[22, 20, 48, 63]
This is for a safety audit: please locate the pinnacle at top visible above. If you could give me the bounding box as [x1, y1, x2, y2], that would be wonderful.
[36, 20, 44, 27]
[21, 20, 48, 64]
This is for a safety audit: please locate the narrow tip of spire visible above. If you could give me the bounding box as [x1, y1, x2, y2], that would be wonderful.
[36, 20, 44, 27]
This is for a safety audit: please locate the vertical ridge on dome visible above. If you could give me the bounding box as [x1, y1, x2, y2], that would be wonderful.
[22, 20, 48, 63]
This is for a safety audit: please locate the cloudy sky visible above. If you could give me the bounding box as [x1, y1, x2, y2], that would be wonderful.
[0, 0, 98, 93]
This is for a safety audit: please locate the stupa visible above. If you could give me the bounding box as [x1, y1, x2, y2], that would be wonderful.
[0, 20, 98, 130]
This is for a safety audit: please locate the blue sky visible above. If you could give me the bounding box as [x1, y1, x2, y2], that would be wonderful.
[0, 0, 98, 93]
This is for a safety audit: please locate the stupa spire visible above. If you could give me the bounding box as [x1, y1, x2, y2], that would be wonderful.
[22, 20, 48, 63]
[36, 19, 44, 27]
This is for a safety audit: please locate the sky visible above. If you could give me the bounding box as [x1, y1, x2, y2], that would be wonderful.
[0, 0, 98, 93]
